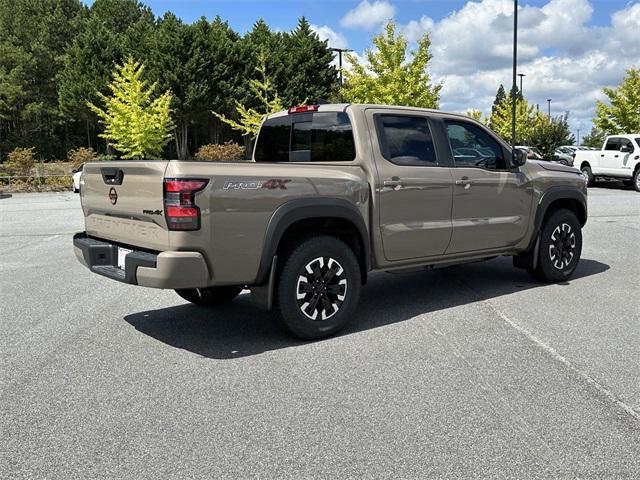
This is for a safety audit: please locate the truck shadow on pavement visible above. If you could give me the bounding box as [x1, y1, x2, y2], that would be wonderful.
[124, 257, 609, 359]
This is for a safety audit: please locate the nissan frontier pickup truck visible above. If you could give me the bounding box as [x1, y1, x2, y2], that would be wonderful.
[74, 104, 587, 339]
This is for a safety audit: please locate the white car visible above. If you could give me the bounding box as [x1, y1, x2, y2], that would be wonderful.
[72, 165, 83, 193]
[574, 135, 640, 191]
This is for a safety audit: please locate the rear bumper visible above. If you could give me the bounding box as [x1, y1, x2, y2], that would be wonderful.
[73, 232, 210, 289]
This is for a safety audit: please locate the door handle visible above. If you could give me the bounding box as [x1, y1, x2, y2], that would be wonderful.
[614, 155, 619, 158]
[383, 176, 403, 188]
[600, 154, 605, 157]
[455, 179, 472, 185]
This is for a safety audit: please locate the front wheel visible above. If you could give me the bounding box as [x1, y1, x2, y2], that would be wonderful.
[529, 209, 582, 282]
[277, 236, 361, 340]
[581, 165, 594, 187]
[633, 169, 640, 192]
[175, 286, 242, 306]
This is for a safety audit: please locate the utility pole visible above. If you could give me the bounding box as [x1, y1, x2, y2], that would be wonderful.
[511, 0, 518, 150]
[330, 48, 353, 88]
[577, 128, 581, 146]
[547, 98, 552, 118]
[517, 73, 526, 96]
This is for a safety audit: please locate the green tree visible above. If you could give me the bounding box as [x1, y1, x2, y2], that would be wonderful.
[489, 91, 541, 144]
[213, 50, 283, 138]
[88, 58, 174, 159]
[594, 68, 640, 134]
[527, 114, 575, 159]
[0, 0, 84, 159]
[467, 109, 488, 124]
[341, 21, 441, 108]
[581, 126, 605, 148]
[281, 17, 337, 105]
[58, 0, 155, 151]
[489, 84, 506, 130]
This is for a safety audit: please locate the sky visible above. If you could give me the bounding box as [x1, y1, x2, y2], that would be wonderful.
[86, 0, 640, 138]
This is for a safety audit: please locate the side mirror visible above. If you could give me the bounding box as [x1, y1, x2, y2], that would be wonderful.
[512, 149, 527, 167]
[620, 144, 633, 153]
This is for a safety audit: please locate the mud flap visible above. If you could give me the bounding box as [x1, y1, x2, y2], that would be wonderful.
[250, 256, 278, 310]
[513, 233, 541, 271]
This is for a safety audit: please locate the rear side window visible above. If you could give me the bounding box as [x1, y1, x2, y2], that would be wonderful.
[605, 138, 620, 151]
[254, 115, 290, 162]
[255, 112, 356, 162]
[375, 115, 437, 166]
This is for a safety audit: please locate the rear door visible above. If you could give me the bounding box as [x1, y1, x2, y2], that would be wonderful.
[80, 161, 171, 251]
[366, 108, 454, 261]
[440, 118, 532, 254]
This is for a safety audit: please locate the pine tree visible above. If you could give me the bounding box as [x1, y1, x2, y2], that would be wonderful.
[88, 58, 174, 159]
[341, 21, 441, 108]
[281, 17, 337, 105]
[212, 50, 283, 138]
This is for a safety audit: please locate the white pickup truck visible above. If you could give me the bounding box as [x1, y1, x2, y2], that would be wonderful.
[574, 135, 640, 191]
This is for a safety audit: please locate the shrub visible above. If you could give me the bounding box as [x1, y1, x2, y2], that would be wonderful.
[194, 142, 246, 162]
[5, 147, 36, 176]
[67, 147, 97, 169]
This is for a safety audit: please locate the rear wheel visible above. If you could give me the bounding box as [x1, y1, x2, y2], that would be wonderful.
[529, 209, 582, 282]
[581, 165, 594, 186]
[277, 235, 361, 340]
[175, 286, 242, 306]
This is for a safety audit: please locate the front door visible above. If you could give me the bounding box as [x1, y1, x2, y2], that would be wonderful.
[601, 137, 623, 175]
[442, 119, 532, 254]
[367, 109, 454, 261]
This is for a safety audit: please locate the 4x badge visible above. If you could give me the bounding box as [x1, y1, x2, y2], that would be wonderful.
[223, 179, 291, 190]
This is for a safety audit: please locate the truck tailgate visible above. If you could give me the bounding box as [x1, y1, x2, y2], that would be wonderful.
[80, 161, 170, 251]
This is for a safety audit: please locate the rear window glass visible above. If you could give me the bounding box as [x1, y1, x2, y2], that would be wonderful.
[254, 112, 356, 162]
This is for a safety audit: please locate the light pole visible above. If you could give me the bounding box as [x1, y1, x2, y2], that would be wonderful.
[547, 98, 552, 118]
[577, 128, 581, 146]
[517, 73, 526, 96]
[511, 0, 518, 149]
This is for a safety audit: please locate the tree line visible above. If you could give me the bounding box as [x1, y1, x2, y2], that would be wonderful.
[0, 0, 337, 160]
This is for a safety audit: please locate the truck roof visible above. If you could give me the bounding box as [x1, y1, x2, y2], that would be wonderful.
[267, 103, 473, 122]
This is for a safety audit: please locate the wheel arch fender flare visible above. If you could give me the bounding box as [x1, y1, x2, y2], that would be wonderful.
[530, 187, 587, 251]
[254, 197, 370, 285]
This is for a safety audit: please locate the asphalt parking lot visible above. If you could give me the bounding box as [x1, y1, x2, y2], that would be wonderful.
[1, 185, 639, 479]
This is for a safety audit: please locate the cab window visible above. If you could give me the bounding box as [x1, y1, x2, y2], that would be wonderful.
[445, 120, 506, 170]
[375, 115, 438, 166]
[605, 138, 620, 151]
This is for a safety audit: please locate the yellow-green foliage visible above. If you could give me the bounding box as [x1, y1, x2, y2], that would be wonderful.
[594, 68, 640, 134]
[5, 147, 35, 176]
[213, 51, 284, 138]
[194, 142, 246, 161]
[67, 147, 97, 169]
[489, 96, 545, 144]
[466, 109, 488, 125]
[341, 21, 441, 108]
[88, 58, 174, 159]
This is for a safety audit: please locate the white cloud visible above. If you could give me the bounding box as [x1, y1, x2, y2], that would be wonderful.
[310, 24, 348, 50]
[419, 0, 640, 133]
[340, 0, 395, 30]
[401, 16, 434, 43]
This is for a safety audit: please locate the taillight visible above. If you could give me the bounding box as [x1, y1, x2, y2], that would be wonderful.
[288, 105, 319, 114]
[163, 178, 208, 230]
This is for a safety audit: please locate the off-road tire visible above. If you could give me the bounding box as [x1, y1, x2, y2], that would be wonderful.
[530, 209, 582, 282]
[175, 286, 242, 306]
[277, 235, 361, 340]
[581, 165, 594, 187]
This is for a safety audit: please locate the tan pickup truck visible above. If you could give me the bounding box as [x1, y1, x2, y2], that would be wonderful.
[74, 103, 587, 339]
